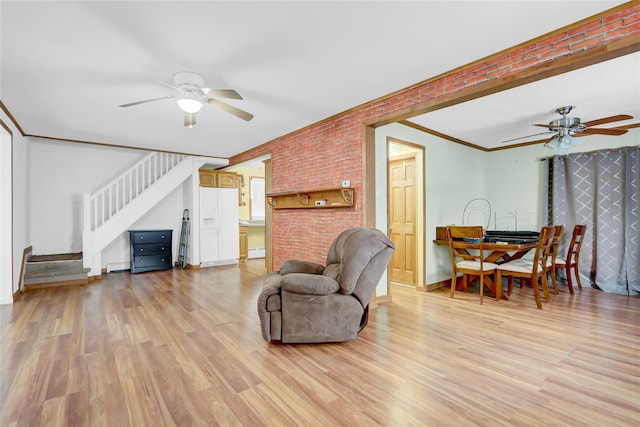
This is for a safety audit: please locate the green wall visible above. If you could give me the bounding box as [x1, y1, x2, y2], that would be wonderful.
[376, 122, 638, 290]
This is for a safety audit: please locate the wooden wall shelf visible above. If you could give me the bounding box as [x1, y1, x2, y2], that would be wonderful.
[266, 187, 354, 209]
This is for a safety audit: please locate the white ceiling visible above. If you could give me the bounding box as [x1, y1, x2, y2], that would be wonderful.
[408, 52, 640, 149]
[1, 1, 634, 158]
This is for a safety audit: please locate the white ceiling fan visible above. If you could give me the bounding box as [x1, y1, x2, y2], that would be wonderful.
[501, 106, 633, 150]
[119, 72, 254, 127]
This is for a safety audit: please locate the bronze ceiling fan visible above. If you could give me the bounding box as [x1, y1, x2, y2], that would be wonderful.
[119, 72, 253, 127]
[501, 106, 633, 150]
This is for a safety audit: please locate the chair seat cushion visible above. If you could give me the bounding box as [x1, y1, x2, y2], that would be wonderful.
[497, 259, 541, 273]
[554, 256, 567, 266]
[456, 260, 499, 271]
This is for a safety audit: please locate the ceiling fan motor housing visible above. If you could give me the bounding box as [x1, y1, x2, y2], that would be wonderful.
[549, 116, 581, 130]
[173, 71, 205, 90]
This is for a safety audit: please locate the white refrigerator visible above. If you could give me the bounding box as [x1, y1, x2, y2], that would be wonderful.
[199, 187, 239, 267]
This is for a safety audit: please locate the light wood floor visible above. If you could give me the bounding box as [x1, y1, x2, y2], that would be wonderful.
[1, 260, 639, 426]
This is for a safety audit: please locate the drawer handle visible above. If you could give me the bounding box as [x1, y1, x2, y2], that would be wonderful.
[140, 248, 144, 252]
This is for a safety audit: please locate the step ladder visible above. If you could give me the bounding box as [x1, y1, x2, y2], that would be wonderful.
[177, 209, 189, 269]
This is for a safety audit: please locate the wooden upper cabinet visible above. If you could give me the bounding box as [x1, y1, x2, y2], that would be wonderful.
[216, 172, 237, 188]
[199, 168, 238, 188]
[199, 169, 217, 187]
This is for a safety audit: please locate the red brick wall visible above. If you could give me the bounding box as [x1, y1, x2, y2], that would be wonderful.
[230, 4, 640, 269]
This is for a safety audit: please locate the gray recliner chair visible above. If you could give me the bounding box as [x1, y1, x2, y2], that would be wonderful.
[257, 227, 395, 344]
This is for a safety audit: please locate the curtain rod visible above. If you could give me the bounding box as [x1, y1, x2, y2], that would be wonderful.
[539, 145, 639, 161]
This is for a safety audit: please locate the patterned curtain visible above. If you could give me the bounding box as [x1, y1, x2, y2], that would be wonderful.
[547, 146, 640, 295]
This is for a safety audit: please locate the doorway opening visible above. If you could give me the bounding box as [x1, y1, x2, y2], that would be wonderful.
[227, 154, 272, 272]
[387, 138, 425, 291]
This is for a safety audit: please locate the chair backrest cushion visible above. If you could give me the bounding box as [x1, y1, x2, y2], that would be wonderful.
[324, 227, 395, 300]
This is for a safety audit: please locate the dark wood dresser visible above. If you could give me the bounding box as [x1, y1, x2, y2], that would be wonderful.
[129, 229, 173, 273]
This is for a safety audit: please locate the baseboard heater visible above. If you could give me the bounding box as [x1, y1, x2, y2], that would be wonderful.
[201, 259, 238, 268]
[248, 248, 266, 259]
[106, 262, 130, 273]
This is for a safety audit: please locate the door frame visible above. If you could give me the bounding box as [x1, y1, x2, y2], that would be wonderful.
[225, 153, 272, 272]
[386, 137, 426, 292]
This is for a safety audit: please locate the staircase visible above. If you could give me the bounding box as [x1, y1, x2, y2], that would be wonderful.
[82, 151, 202, 277]
[24, 253, 90, 290]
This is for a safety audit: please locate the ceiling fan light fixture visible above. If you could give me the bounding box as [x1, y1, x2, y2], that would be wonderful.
[545, 129, 583, 151]
[177, 91, 204, 113]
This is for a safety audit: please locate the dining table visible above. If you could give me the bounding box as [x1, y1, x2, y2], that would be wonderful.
[434, 236, 539, 300]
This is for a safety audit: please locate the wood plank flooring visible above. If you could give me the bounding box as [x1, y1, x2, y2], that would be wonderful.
[1, 260, 639, 426]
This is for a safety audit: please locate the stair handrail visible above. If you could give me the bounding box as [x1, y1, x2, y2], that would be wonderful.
[83, 152, 186, 232]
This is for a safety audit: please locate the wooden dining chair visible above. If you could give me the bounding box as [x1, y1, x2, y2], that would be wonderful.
[545, 225, 564, 295]
[553, 224, 587, 294]
[446, 226, 499, 304]
[496, 226, 555, 309]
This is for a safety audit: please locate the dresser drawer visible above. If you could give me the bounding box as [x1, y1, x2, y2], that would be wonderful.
[130, 230, 172, 244]
[132, 255, 172, 270]
[132, 243, 170, 256]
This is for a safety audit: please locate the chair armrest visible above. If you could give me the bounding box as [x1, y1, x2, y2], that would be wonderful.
[257, 272, 284, 309]
[281, 273, 340, 295]
[279, 259, 325, 275]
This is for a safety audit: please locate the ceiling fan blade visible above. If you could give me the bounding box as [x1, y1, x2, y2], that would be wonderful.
[119, 95, 174, 108]
[158, 80, 182, 92]
[576, 127, 628, 136]
[500, 130, 555, 143]
[184, 112, 197, 127]
[582, 114, 633, 127]
[206, 89, 243, 100]
[533, 123, 552, 128]
[207, 99, 254, 121]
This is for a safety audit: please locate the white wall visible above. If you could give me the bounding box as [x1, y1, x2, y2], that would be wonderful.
[376, 122, 639, 289]
[1, 124, 14, 303]
[28, 138, 193, 269]
[29, 137, 146, 254]
[0, 113, 30, 303]
[101, 179, 191, 270]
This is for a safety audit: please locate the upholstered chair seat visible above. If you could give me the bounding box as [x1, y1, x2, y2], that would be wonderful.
[496, 226, 555, 309]
[499, 259, 542, 274]
[456, 260, 499, 271]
